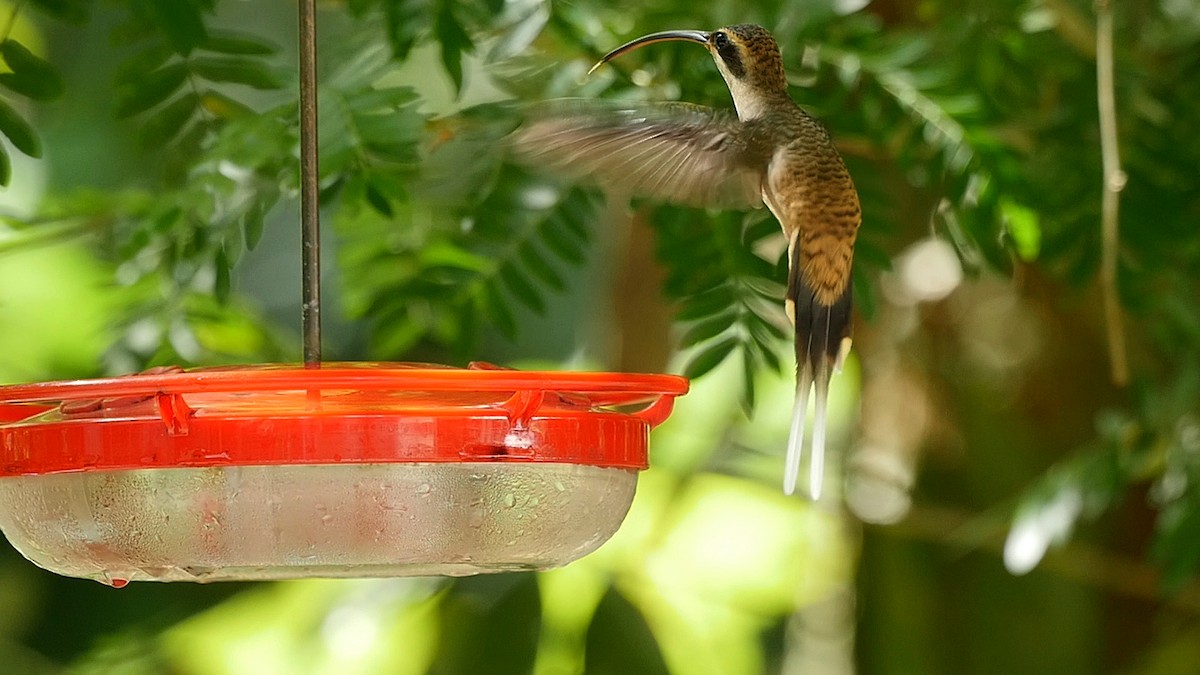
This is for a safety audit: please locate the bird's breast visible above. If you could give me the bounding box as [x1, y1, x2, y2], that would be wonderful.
[765, 145, 860, 303]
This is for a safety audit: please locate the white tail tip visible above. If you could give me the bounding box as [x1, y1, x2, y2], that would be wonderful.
[784, 398, 807, 496]
[784, 363, 832, 501]
[784, 367, 813, 496]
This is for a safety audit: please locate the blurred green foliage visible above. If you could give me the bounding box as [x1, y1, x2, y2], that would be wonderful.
[2, 0, 1200, 672]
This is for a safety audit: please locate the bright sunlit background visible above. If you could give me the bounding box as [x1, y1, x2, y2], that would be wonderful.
[2, 0, 1200, 673]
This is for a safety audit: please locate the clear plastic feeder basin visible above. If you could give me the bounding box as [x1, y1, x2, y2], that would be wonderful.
[0, 363, 687, 585]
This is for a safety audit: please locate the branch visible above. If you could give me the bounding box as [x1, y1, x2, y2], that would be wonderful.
[885, 503, 1200, 614]
[1096, 0, 1128, 386]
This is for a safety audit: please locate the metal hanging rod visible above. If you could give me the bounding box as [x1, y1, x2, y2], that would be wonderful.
[299, 0, 321, 366]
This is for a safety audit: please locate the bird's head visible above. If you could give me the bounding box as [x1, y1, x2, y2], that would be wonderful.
[590, 24, 790, 120]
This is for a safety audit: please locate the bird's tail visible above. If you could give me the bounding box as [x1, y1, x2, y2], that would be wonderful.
[783, 251, 852, 499]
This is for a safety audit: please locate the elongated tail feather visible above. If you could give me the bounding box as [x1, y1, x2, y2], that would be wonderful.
[785, 245, 853, 499]
[783, 363, 813, 496]
[784, 346, 837, 499]
[809, 359, 831, 499]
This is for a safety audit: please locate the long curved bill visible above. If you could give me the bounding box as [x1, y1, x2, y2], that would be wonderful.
[588, 30, 711, 75]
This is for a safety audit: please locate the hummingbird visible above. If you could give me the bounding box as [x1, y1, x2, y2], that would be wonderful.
[514, 24, 861, 499]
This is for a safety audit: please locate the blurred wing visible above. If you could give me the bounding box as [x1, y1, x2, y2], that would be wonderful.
[513, 100, 767, 209]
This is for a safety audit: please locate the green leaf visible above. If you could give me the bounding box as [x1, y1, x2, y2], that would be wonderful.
[365, 171, 409, 203]
[584, 589, 670, 675]
[365, 180, 393, 217]
[420, 242, 490, 272]
[683, 336, 738, 380]
[745, 311, 786, 347]
[168, 115, 211, 162]
[430, 576, 540, 675]
[346, 86, 420, 112]
[1000, 197, 1041, 262]
[0, 40, 65, 101]
[679, 312, 735, 347]
[137, 92, 199, 149]
[852, 268, 877, 322]
[377, 318, 426, 357]
[152, 207, 184, 233]
[223, 222, 244, 266]
[381, 0, 430, 61]
[676, 285, 736, 321]
[131, 0, 209, 55]
[487, 0, 547, 61]
[499, 265, 545, 313]
[29, 0, 90, 23]
[365, 141, 421, 167]
[199, 90, 256, 119]
[0, 98, 41, 158]
[483, 283, 517, 339]
[242, 202, 265, 251]
[0, 142, 10, 186]
[452, 297, 479, 352]
[354, 108, 422, 164]
[201, 30, 279, 56]
[354, 111, 420, 147]
[114, 62, 188, 119]
[746, 325, 783, 373]
[558, 196, 591, 240]
[190, 56, 284, 90]
[540, 216, 586, 264]
[1154, 500, 1200, 591]
[741, 346, 757, 414]
[853, 237, 894, 272]
[741, 211, 778, 244]
[115, 44, 174, 86]
[519, 243, 565, 291]
[435, 1, 472, 93]
[214, 246, 231, 303]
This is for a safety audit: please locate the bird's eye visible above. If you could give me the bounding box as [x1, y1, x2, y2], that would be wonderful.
[713, 31, 729, 49]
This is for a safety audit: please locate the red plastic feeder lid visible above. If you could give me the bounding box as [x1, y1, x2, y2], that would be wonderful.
[0, 363, 689, 476]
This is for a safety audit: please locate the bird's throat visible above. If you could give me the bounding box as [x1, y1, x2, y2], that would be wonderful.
[725, 77, 781, 121]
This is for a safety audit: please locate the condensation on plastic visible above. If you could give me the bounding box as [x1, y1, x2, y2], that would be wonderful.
[0, 463, 636, 585]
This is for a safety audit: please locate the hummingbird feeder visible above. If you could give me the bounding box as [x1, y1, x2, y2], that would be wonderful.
[0, 2, 686, 585]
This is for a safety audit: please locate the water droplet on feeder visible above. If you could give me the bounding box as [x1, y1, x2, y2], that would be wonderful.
[504, 493, 515, 508]
[468, 507, 484, 529]
[416, 483, 432, 496]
